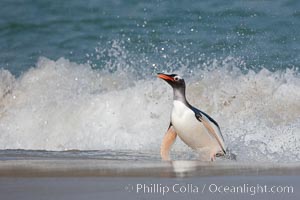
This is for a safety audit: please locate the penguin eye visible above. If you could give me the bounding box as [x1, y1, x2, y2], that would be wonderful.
[174, 76, 179, 81]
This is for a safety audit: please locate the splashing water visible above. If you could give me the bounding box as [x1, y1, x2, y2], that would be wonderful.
[0, 55, 299, 163]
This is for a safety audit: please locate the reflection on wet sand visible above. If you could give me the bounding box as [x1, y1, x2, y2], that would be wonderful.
[0, 159, 299, 178]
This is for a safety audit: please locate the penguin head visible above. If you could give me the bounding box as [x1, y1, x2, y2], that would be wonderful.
[157, 73, 185, 89]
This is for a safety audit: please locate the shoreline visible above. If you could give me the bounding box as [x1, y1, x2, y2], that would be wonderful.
[0, 159, 299, 177]
[1, 156, 299, 199]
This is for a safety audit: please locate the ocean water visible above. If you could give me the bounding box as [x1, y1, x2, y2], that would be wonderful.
[0, 0, 299, 163]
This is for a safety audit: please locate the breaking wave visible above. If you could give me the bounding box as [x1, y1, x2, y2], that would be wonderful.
[0, 56, 299, 162]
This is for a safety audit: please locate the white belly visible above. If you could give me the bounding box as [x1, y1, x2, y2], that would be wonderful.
[171, 101, 219, 151]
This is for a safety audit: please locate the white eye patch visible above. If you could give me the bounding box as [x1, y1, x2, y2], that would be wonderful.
[174, 76, 181, 81]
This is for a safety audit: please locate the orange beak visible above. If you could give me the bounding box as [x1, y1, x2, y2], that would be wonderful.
[157, 73, 174, 82]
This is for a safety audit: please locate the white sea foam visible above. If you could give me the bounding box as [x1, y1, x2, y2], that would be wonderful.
[0, 57, 299, 162]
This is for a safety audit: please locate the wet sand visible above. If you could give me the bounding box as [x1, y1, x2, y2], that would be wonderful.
[0, 159, 299, 200]
[0, 159, 300, 177]
[0, 176, 299, 200]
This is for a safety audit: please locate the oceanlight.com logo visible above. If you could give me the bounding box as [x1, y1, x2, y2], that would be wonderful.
[125, 183, 294, 196]
[208, 183, 293, 195]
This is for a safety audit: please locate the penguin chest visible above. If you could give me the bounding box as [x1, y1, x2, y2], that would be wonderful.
[171, 101, 213, 149]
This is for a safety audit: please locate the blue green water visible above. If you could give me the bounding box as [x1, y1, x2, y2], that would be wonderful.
[1, 0, 300, 75]
[0, 0, 299, 162]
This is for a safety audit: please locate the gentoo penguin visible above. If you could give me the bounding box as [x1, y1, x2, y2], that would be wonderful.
[157, 73, 226, 161]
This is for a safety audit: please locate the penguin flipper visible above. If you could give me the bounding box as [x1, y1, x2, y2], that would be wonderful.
[195, 113, 226, 155]
[160, 123, 177, 161]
